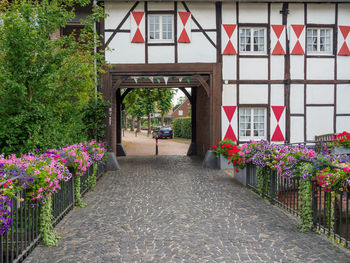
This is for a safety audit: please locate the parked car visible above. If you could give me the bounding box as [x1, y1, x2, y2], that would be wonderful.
[152, 126, 173, 139]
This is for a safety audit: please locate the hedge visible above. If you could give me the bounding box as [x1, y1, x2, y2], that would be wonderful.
[173, 118, 191, 139]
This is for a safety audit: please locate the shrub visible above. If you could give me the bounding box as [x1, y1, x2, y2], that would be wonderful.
[172, 118, 191, 139]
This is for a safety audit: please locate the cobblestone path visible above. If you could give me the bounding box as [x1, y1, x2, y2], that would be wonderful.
[25, 156, 350, 263]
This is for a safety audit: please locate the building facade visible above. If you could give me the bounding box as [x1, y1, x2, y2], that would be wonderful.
[99, 0, 350, 155]
[172, 98, 191, 119]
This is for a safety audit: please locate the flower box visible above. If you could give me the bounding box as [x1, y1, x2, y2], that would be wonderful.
[217, 155, 234, 169]
[332, 146, 350, 155]
[234, 167, 248, 186]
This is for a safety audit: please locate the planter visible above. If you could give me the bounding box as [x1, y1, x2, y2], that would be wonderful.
[332, 146, 350, 155]
[217, 155, 234, 169]
[234, 167, 248, 186]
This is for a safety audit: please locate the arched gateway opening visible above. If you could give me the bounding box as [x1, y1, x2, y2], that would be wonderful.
[102, 63, 222, 157]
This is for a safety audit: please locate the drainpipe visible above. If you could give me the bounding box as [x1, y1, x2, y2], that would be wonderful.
[93, 0, 98, 103]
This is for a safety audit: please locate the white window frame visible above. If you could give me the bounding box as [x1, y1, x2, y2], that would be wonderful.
[239, 108, 267, 141]
[306, 27, 333, 55]
[148, 14, 174, 43]
[239, 27, 267, 55]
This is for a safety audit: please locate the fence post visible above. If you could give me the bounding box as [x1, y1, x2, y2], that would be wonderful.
[71, 175, 75, 206]
[246, 166, 251, 186]
[270, 169, 276, 204]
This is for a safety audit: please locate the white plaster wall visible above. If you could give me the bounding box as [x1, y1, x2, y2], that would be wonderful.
[238, 3, 268, 23]
[307, 4, 335, 24]
[270, 4, 283, 24]
[223, 56, 236, 80]
[306, 107, 333, 140]
[148, 2, 173, 10]
[290, 85, 304, 114]
[290, 117, 304, 143]
[186, 2, 216, 29]
[306, 85, 334, 104]
[222, 84, 237, 106]
[105, 2, 135, 29]
[271, 85, 284, 106]
[222, 3, 236, 24]
[337, 85, 350, 114]
[239, 58, 268, 80]
[337, 57, 350, 80]
[271, 56, 284, 80]
[148, 46, 175, 64]
[239, 85, 268, 104]
[307, 58, 334, 80]
[105, 33, 145, 64]
[338, 4, 350, 25]
[290, 56, 304, 80]
[337, 116, 350, 133]
[178, 32, 216, 63]
[288, 4, 304, 25]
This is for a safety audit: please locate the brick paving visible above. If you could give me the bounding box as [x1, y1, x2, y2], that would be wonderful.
[25, 156, 350, 263]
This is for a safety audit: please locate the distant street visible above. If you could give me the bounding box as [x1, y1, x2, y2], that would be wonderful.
[122, 130, 190, 156]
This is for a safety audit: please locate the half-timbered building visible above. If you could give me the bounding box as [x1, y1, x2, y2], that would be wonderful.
[90, 0, 350, 157]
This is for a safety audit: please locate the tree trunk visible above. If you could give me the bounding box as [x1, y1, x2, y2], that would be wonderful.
[161, 114, 165, 126]
[130, 116, 134, 131]
[147, 115, 151, 135]
[123, 111, 127, 130]
[137, 117, 141, 132]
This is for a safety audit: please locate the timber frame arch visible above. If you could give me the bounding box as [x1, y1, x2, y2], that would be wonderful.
[102, 63, 222, 157]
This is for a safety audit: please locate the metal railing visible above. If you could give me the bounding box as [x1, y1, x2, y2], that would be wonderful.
[247, 165, 350, 248]
[0, 161, 106, 263]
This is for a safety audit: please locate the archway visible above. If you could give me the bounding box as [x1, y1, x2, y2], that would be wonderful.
[101, 63, 222, 157]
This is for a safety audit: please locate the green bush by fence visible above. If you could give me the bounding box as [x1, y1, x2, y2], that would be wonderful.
[173, 118, 191, 139]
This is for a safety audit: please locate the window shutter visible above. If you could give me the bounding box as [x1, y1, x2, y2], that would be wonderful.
[130, 11, 145, 43]
[271, 25, 286, 55]
[222, 24, 237, 55]
[271, 106, 285, 141]
[338, 26, 350, 56]
[290, 25, 305, 55]
[222, 106, 237, 141]
[178, 12, 191, 43]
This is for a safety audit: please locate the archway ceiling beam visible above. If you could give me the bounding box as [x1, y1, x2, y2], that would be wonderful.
[194, 75, 210, 97]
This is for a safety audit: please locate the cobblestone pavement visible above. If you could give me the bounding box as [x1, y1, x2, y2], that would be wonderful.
[25, 156, 350, 263]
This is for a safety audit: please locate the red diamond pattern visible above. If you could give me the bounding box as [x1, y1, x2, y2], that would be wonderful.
[131, 12, 144, 43]
[178, 12, 191, 43]
[271, 25, 285, 55]
[222, 24, 237, 55]
[291, 25, 305, 55]
[271, 106, 285, 142]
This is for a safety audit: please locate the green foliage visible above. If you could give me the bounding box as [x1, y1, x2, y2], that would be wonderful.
[88, 163, 97, 189]
[257, 167, 270, 198]
[299, 179, 313, 232]
[74, 176, 86, 208]
[83, 97, 110, 141]
[0, 0, 106, 155]
[40, 196, 60, 246]
[172, 118, 191, 139]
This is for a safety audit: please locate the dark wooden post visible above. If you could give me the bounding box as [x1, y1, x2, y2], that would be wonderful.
[116, 88, 126, 156]
[187, 87, 197, 156]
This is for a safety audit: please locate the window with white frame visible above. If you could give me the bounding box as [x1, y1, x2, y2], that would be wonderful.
[239, 108, 266, 140]
[239, 28, 266, 54]
[149, 15, 173, 42]
[307, 28, 332, 54]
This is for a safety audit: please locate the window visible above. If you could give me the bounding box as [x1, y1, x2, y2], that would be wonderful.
[239, 28, 266, 54]
[178, 110, 183, 116]
[239, 108, 266, 140]
[149, 15, 173, 42]
[307, 28, 332, 54]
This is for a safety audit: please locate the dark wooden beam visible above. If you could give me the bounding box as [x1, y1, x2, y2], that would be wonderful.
[179, 87, 192, 103]
[104, 2, 139, 48]
[182, 2, 217, 48]
[194, 75, 210, 97]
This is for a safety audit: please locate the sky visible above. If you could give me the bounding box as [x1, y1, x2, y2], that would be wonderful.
[172, 88, 190, 105]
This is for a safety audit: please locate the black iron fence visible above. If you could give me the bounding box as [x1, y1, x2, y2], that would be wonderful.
[247, 166, 350, 248]
[0, 161, 106, 263]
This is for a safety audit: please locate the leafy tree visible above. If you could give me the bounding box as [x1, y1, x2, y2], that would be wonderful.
[157, 89, 175, 126]
[0, 0, 106, 155]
